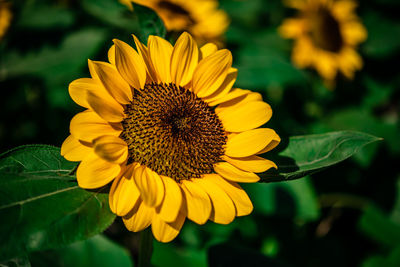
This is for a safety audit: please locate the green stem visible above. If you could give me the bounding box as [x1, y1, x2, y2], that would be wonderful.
[138, 228, 153, 267]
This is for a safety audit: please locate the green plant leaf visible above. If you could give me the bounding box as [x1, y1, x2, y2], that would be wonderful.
[362, 12, 400, 58]
[2, 29, 107, 80]
[16, 3, 75, 29]
[81, 0, 166, 42]
[245, 176, 320, 221]
[29, 235, 133, 267]
[310, 108, 400, 166]
[235, 33, 307, 89]
[359, 204, 400, 247]
[0, 29, 108, 108]
[362, 246, 400, 267]
[152, 241, 207, 267]
[260, 131, 382, 182]
[0, 145, 116, 261]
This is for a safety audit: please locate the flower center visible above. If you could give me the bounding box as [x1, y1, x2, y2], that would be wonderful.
[309, 7, 343, 52]
[120, 83, 226, 181]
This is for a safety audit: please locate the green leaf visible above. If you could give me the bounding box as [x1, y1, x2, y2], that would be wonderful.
[17, 3, 75, 29]
[152, 241, 207, 267]
[81, 0, 166, 42]
[362, 12, 400, 58]
[359, 204, 400, 247]
[362, 246, 400, 267]
[30, 235, 133, 267]
[310, 108, 400, 165]
[260, 131, 382, 182]
[235, 32, 307, 89]
[0, 145, 116, 261]
[0, 28, 108, 108]
[362, 77, 394, 110]
[221, 0, 264, 27]
[244, 177, 320, 221]
[2, 29, 107, 80]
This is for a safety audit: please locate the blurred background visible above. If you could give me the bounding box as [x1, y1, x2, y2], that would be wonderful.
[0, 0, 399, 266]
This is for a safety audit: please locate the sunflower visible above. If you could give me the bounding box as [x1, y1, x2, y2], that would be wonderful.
[279, 0, 367, 83]
[61, 32, 280, 242]
[125, 0, 229, 45]
[0, 0, 12, 40]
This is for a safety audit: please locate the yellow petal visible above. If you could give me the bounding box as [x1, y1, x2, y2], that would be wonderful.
[148, 35, 173, 83]
[108, 44, 116, 65]
[123, 200, 154, 232]
[68, 78, 102, 108]
[109, 167, 140, 216]
[210, 88, 251, 106]
[76, 151, 121, 189]
[314, 52, 337, 81]
[170, 32, 199, 86]
[132, 34, 157, 82]
[205, 174, 253, 216]
[88, 59, 99, 80]
[342, 22, 367, 46]
[113, 39, 146, 89]
[156, 176, 183, 223]
[192, 49, 232, 98]
[255, 132, 281, 155]
[214, 162, 260, 183]
[223, 155, 277, 173]
[225, 128, 280, 157]
[200, 43, 218, 59]
[332, 0, 357, 20]
[204, 68, 238, 105]
[292, 38, 313, 67]
[216, 90, 263, 109]
[133, 165, 165, 207]
[61, 135, 92, 162]
[193, 177, 235, 224]
[278, 18, 305, 39]
[93, 135, 128, 164]
[217, 101, 272, 132]
[70, 110, 122, 143]
[338, 47, 363, 79]
[86, 90, 125, 123]
[151, 212, 185, 242]
[181, 179, 211, 225]
[90, 60, 132, 104]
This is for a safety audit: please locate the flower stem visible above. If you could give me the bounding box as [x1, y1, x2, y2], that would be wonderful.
[138, 228, 153, 267]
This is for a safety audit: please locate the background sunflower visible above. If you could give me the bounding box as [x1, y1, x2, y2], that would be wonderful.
[279, 0, 367, 84]
[0, 0, 399, 266]
[125, 0, 229, 45]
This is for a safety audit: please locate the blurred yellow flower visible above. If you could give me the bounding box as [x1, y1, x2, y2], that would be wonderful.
[125, 0, 229, 45]
[0, 0, 12, 40]
[61, 32, 280, 242]
[279, 0, 367, 83]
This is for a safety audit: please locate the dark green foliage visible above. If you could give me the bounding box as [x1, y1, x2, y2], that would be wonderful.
[30, 235, 133, 267]
[0, 146, 115, 261]
[261, 131, 381, 182]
